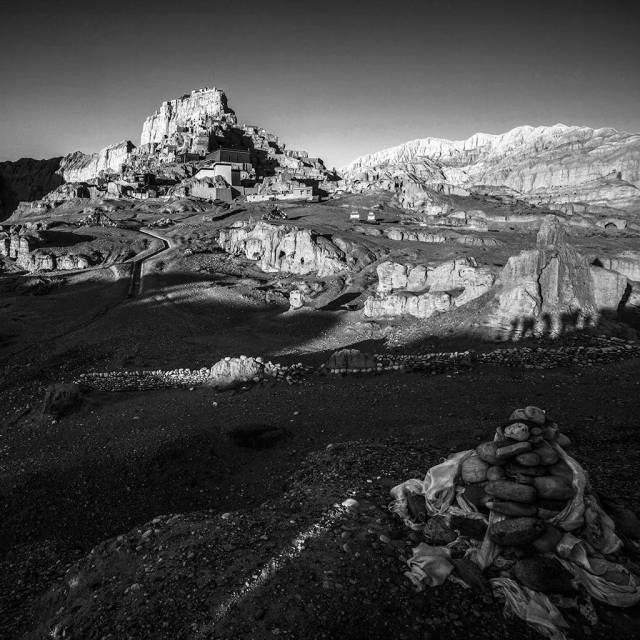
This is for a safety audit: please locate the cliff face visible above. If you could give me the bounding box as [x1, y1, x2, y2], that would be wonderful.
[0, 157, 63, 220]
[140, 87, 236, 152]
[58, 141, 135, 183]
[342, 124, 640, 213]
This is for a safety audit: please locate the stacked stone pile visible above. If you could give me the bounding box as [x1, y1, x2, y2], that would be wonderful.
[469, 407, 576, 545]
[391, 405, 640, 639]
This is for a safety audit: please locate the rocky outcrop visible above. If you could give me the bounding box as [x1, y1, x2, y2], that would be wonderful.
[0, 230, 10, 256]
[0, 157, 64, 220]
[489, 218, 629, 337]
[1, 224, 95, 272]
[366, 257, 495, 319]
[385, 228, 447, 243]
[217, 221, 375, 277]
[376, 261, 428, 294]
[58, 141, 135, 182]
[364, 290, 452, 319]
[590, 266, 628, 310]
[428, 257, 495, 293]
[140, 87, 235, 151]
[342, 124, 640, 213]
[15, 248, 92, 273]
[596, 252, 640, 282]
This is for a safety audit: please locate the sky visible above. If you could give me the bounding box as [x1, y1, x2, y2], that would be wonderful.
[1, 0, 639, 168]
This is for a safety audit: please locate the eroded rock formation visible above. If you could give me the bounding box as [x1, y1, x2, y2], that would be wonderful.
[0, 224, 96, 272]
[366, 257, 495, 319]
[364, 290, 453, 319]
[140, 88, 235, 151]
[217, 221, 376, 277]
[489, 218, 629, 337]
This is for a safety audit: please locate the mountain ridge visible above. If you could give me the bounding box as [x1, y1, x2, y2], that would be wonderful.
[340, 123, 640, 214]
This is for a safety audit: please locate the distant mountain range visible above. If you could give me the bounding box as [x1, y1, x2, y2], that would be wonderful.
[2, 88, 640, 222]
[341, 124, 640, 214]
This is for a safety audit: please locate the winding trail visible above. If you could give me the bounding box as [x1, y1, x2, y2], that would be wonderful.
[127, 228, 173, 297]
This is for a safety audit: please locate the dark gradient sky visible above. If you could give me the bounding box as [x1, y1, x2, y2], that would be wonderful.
[1, 0, 639, 167]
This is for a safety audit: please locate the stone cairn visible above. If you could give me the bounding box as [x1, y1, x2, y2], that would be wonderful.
[392, 406, 640, 639]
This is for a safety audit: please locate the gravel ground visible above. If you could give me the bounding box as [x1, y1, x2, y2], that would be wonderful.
[2, 355, 640, 639]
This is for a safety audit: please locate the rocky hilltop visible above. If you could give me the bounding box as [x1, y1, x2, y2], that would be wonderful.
[0, 85, 337, 219]
[140, 87, 236, 151]
[342, 124, 640, 215]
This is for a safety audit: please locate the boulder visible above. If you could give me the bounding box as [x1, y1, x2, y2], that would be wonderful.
[208, 357, 264, 386]
[42, 383, 86, 417]
[289, 289, 304, 309]
[488, 517, 545, 546]
[324, 348, 376, 372]
[514, 557, 574, 594]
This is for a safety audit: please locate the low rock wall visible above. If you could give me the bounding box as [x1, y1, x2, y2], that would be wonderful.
[75, 338, 640, 392]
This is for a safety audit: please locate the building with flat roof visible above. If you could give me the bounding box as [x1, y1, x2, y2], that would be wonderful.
[208, 148, 251, 164]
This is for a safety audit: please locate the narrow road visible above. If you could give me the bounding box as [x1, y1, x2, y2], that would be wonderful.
[127, 228, 173, 297]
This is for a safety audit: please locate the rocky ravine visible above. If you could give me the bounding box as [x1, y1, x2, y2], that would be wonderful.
[342, 124, 640, 215]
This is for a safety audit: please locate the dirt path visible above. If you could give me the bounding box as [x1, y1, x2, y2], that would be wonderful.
[127, 228, 172, 297]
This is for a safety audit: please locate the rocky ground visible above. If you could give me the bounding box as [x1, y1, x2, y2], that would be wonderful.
[2, 348, 640, 639]
[1, 194, 640, 639]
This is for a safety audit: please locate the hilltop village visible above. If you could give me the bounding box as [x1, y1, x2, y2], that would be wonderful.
[3, 87, 338, 215]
